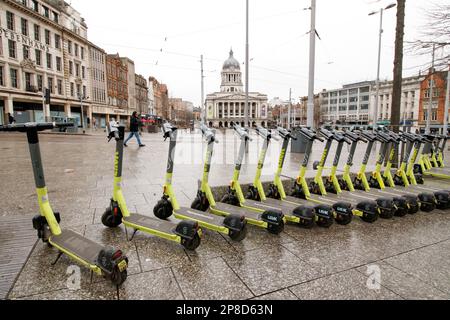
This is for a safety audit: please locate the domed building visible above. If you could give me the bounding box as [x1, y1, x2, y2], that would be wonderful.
[205, 50, 268, 128]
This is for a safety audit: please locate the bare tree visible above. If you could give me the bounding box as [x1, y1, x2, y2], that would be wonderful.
[406, 2, 450, 71]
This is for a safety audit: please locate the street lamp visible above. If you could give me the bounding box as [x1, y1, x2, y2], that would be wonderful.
[78, 94, 89, 134]
[369, 3, 396, 130]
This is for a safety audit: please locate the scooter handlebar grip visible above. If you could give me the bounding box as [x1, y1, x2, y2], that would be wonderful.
[0, 122, 55, 132]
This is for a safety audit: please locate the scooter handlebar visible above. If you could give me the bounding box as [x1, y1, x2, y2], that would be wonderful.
[0, 122, 72, 132]
[276, 127, 297, 141]
[255, 126, 279, 141]
[199, 123, 218, 144]
[233, 124, 253, 141]
[162, 122, 177, 140]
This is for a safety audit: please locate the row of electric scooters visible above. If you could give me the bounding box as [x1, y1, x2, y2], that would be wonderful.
[0, 122, 448, 287]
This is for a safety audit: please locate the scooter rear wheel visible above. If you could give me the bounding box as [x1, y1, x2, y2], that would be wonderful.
[110, 267, 127, 286]
[182, 234, 201, 251]
[228, 225, 248, 241]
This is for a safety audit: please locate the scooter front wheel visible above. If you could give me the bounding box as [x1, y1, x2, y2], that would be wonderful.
[102, 208, 123, 228]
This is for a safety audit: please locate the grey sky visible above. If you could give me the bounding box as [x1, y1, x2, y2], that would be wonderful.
[70, 0, 445, 106]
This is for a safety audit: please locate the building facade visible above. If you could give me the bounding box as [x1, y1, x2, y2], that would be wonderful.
[0, 0, 85, 125]
[374, 75, 424, 128]
[320, 81, 373, 126]
[88, 42, 109, 128]
[205, 50, 268, 128]
[135, 73, 148, 115]
[106, 53, 129, 123]
[418, 70, 449, 133]
[121, 57, 136, 117]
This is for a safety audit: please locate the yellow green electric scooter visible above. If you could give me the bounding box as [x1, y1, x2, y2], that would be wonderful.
[221, 125, 320, 229]
[264, 127, 356, 226]
[381, 130, 448, 210]
[101, 122, 203, 250]
[0, 122, 128, 286]
[245, 126, 337, 228]
[293, 127, 381, 223]
[153, 123, 248, 241]
[415, 134, 450, 179]
[191, 123, 286, 235]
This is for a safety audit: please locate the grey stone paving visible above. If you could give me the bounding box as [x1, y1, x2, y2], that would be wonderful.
[0, 130, 449, 300]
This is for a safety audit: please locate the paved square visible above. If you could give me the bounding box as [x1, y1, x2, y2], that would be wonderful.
[1, 130, 449, 300]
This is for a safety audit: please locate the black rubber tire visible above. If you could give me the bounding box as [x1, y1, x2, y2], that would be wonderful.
[221, 194, 240, 206]
[267, 221, 285, 235]
[154, 199, 173, 220]
[110, 268, 127, 286]
[228, 224, 248, 242]
[191, 198, 204, 211]
[335, 213, 353, 226]
[316, 217, 334, 228]
[420, 203, 436, 213]
[101, 208, 122, 228]
[361, 213, 379, 223]
[183, 234, 201, 251]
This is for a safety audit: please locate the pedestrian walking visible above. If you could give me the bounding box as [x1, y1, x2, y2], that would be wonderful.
[124, 111, 145, 147]
[93, 117, 97, 130]
[8, 113, 15, 124]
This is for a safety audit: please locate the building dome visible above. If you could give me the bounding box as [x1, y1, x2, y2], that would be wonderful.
[223, 49, 240, 70]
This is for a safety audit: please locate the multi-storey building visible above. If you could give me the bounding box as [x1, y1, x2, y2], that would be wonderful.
[320, 81, 373, 126]
[168, 98, 193, 126]
[121, 57, 136, 117]
[106, 53, 129, 123]
[319, 75, 424, 129]
[374, 75, 424, 128]
[135, 73, 148, 115]
[147, 76, 155, 116]
[0, 0, 73, 124]
[419, 70, 449, 133]
[205, 50, 268, 128]
[88, 42, 109, 128]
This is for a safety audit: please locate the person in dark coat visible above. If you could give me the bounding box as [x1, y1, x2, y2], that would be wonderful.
[8, 113, 15, 124]
[124, 112, 145, 147]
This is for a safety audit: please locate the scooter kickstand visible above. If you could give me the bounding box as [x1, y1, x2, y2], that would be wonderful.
[129, 229, 138, 241]
[52, 251, 63, 266]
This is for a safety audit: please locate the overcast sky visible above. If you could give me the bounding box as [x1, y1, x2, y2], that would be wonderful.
[70, 0, 446, 106]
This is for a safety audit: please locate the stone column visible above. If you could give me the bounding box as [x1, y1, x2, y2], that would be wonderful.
[64, 103, 71, 118]
[5, 96, 14, 115]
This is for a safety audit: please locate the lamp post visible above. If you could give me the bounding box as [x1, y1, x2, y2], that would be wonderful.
[369, 3, 396, 130]
[306, 0, 316, 129]
[78, 94, 89, 134]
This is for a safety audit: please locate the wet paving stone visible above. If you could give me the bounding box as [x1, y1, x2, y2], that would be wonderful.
[172, 257, 253, 300]
[383, 240, 450, 295]
[223, 247, 320, 296]
[1, 132, 449, 300]
[356, 261, 448, 300]
[251, 289, 298, 301]
[290, 269, 402, 300]
[118, 269, 184, 300]
[15, 280, 119, 300]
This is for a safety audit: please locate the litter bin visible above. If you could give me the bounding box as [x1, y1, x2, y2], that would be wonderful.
[291, 127, 308, 154]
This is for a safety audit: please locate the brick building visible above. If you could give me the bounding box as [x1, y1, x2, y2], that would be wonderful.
[135, 73, 148, 115]
[418, 70, 449, 133]
[106, 53, 128, 123]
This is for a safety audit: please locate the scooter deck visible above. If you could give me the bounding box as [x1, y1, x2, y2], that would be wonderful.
[124, 214, 177, 235]
[50, 230, 103, 264]
[243, 198, 301, 216]
[283, 195, 326, 206]
[301, 193, 361, 206]
[211, 202, 266, 224]
[423, 168, 450, 178]
[174, 207, 229, 233]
